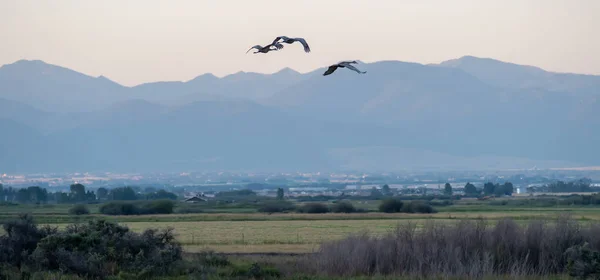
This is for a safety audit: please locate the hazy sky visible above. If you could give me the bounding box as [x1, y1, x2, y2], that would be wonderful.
[1, 0, 598, 86]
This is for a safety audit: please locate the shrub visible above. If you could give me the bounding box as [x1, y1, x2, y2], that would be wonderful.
[68, 204, 90, 215]
[257, 200, 296, 213]
[378, 198, 403, 213]
[100, 201, 140, 215]
[0, 214, 57, 267]
[298, 203, 330, 214]
[401, 201, 437, 213]
[566, 242, 600, 279]
[141, 200, 175, 214]
[34, 221, 181, 277]
[330, 200, 357, 213]
[99, 200, 175, 215]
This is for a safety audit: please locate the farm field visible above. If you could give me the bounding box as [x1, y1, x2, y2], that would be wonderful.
[24, 208, 600, 253]
[4, 199, 600, 254]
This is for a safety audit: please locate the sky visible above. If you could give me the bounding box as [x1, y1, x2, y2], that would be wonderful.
[1, 0, 599, 86]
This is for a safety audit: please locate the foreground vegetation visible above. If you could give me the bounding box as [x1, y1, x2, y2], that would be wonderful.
[5, 198, 600, 256]
[2, 214, 600, 279]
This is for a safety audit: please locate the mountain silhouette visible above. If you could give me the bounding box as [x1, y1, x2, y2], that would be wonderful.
[0, 57, 598, 172]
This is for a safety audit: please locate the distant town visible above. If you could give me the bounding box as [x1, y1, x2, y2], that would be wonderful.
[2, 169, 599, 199]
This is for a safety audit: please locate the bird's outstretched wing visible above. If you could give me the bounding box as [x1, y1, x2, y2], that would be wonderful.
[344, 64, 366, 74]
[246, 45, 262, 54]
[323, 65, 339, 76]
[294, 37, 311, 53]
[272, 36, 288, 45]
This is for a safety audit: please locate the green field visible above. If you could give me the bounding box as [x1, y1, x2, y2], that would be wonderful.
[1, 199, 598, 254]
[3, 198, 600, 254]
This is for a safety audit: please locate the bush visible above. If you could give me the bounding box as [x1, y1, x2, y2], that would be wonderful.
[68, 204, 90, 215]
[378, 198, 403, 213]
[330, 200, 357, 213]
[99, 200, 175, 215]
[257, 200, 296, 213]
[0, 214, 57, 267]
[141, 200, 175, 214]
[100, 201, 141, 215]
[29, 220, 182, 277]
[566, 242, 600, 279]
[298, 203, 330, 214]
[401, 201, 437, 213]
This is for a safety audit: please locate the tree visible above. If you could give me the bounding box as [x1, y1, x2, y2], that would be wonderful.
[483, 182, 496, 195]
[85, 190, 96, 202]
[500, 182, 514, 196]
[276, 188, 284, 200]
[70, 183, 87, 202]
[370, 187, 383, 199]
[109, 187, 138, 201]
[382, 184, 392, 196]
[444, 183, 453, 196]
[96, 187, 109, 201]
[27, 186, 47, 204]
[144, 187, 157, 193]
[547, 179, 592, 193]
[464, 182, 478, 196]
[146, 189, 178, 200]
[16, 189, 29, 204]
[0, 186, 16, 202]
[55, 192, 70, 204]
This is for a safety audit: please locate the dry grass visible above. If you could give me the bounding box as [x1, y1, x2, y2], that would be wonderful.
[305, 215, 600, 278]
[119, 220, 411, 245]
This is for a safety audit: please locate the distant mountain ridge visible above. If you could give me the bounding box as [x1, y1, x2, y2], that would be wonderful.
[438, 55, 600, 93]
[0, 56, 599, 173]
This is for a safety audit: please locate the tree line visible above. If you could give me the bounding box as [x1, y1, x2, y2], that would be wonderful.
[461, 182, 514, 197]
[0, 183, 178, 204]
[527, 178, 595, 193]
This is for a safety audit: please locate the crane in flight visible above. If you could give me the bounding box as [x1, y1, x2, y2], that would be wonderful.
[246, 42, 284, 54]
[323, 61, 367, 76]
[272, 36, 311, 53]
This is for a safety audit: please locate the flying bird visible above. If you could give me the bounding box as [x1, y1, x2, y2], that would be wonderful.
[246, 42, 284, 54]
[323, 61, 367, 76]
[272, 36, 311, 53]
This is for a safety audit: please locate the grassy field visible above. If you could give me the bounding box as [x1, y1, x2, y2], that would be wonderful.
[4, 199, 600, 254]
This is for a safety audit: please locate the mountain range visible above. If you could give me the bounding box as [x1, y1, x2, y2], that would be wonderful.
[0, 56, 598, 173]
